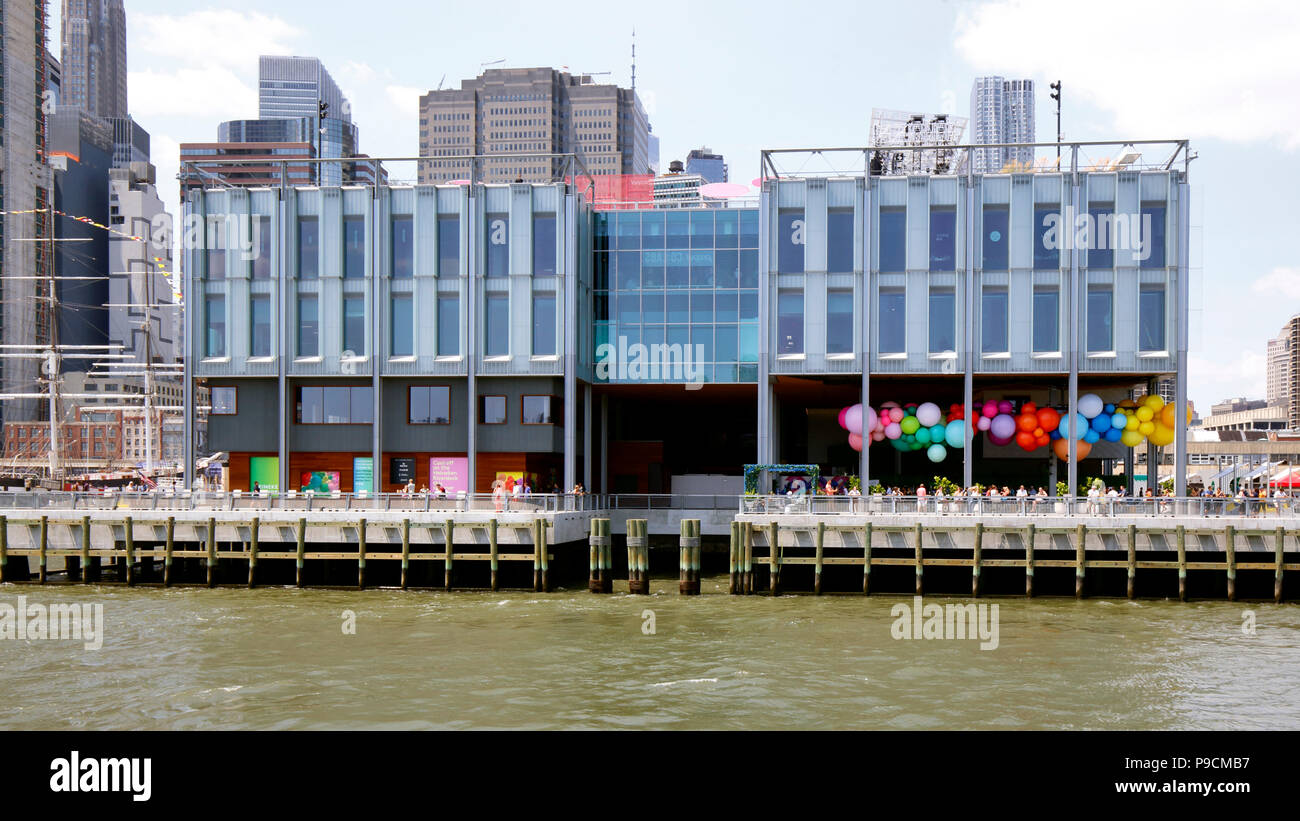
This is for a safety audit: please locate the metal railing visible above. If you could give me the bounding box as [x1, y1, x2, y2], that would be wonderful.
[737, 494, 1300, 518]
[0, 490, 606, 514]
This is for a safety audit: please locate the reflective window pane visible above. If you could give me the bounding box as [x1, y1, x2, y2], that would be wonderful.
[929, 209, 956, 271]
[343, 216, 365, 278]
[982, 207, 1008, 271]
[485, 294, 509, 357]
[928, 289, 956, 353]
[777, 210, 805, 274]
[1033, 289, 1059, 352]
[1033, 205, 1059, 270]
[879, 290, 905, 353]
[532, 293, 556, 356]
[981, 288, 1008, 353]
[533, 214, 556, 275]
[777, 291, 803, 355]
[827, 290, 854, 354]
[1087, 286, 1113, 352]
[1139, 286, 1165, 351]
[827, 209, 854, 273]
[879, 209, 905, 273]
[392, 216, 413, 278]
[297, 295, 318, 357]
[486, 214, 509, 276]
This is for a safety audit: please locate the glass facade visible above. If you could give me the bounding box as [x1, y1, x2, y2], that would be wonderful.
[298, 295, 318, 357]
[392, 216, 413, 278]
[1139, 286, 1165, 351]
[777, 291, 803, 355]
[827, 209, 854, 273]
[485, 294, 509, 356]
[205, 296, 225, 357]
[777, 209, 804, 274]
[879, 209, 906, 273]
[1033, 205, 1058, 270]
[391, 295, 413, 357]
[929, 209, 956, 271]
[1087, 286, 1113, 352]
[928, 289, 956, 353]
[437, 294, 459, 356]
[344, 216, 365, 278]
[486, 214, 509, 276]
[298, 218, 318, 279]
[879, 290, 905, 353]
[1140, 204, 1166, 269]
[409, 386, 450, 424]
[533, 214, 556, 276]
[533, 293, 556, 356]
[981, 288, 1008, 353]
[253, 216, 272, 279]
[251, 295, 271, 357]
[1087, 204, 1113, 269]
[982, 207, 1008, 271]
[594, 209, 758, 383]
[826, 290, 853, 355]
[343, 296, 365, 356]
[1033, 288, 1059, 352]
[438, 215, 459, 276]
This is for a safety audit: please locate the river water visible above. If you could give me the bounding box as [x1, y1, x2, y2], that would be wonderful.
[2, 580, 1298, 730]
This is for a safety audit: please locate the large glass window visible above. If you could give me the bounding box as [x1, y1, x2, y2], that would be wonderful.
[532, 293, 556, 356]
[1139, 285, 1166, 351]
[642, 250, 665, 288]
[827, 209, 854, 273]
[739, 210, 759, 248]
[409, 386, 450, 424]
[205, 295, 225, 357]
[666, 211, 689, 248]
[1033, 205, 1059, 270]
[879, 290, 905, 353]
[486, 214, 509, 276]
[617, 250, 640, 290]
[522, 395, 558, 425]
[879, 209, 906, 273]
[1087, 286, 1113, 352]
[777, 209, 805, 274]
[690, 211, 713, 248]
[296, 386, 371, 424]
[485, 294, 509, 357]
[392, 216, 413, 278]
[343, 296, 365, 357]
[250, 295, 271, 357]
[297, 295, 318, 357]
[211, 387, 237, 415]
[206, 216, 226, 280]
[391, 295, 413, 357]
[298, 217, 318, 278]
[929, 209, 956, 271]
[437, 215, 459, 276]
[690, 250, 713, 288]
[981, 288, 1008, 353]
[1140, 204, 1166, 269]
[776, 291, 803, 355]
[1032, 288, 1059, 352]
[1087, 205, 1113, 269]
[929, 289, 956, 353]
[437, 294, 459, 356]
[252, 216, 271, 279]
[827, 290, 854, 354]
[480, 395, 506, 424]
[715, 210, 738, 248]
[533, 214, 556, 275]
[343, 216, 365, 278]
[982, 207, 1008, 271]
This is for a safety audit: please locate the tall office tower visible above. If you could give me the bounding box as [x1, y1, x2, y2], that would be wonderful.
[685, 147, 727, 184]
[969, 76, 1036, 173]
[60, 0, 127, 119]
[2, 1, 53, 424]
[1267, 329, 1292, 410]
[258, 56, 358, 185]
[108, 162, 176, 366]
[417, 67, 651, 184]
[109, 115, 149, 168]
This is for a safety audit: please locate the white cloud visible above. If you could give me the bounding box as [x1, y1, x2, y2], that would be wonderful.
[954, 0, 1300, 148]
[385, 85, 423, 120]
[1250, 266, 1300, 299]
[128, 68, 254, 120]
[132, 11, 303, 72]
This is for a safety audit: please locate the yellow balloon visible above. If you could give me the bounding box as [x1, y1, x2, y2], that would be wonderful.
[1120, 429, 1144, 447]
[1136, 406, 1154, 422]
[1149, 424, 1174, 446]
[1124, 415, 1140, 431]
[1145, 394, 1165, 410]
[1139, 421, 1155, 436]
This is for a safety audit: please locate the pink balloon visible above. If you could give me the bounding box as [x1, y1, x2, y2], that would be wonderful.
[863, 407, 878, 434]
[982, 401, 998, 419]
[838, 406, 849, 429]
[884, 422, 902, 439]
[890, 407, 905, 423]
[976, 416, 991, 431]
[871, 430, 885, 442]
[998, 399, 1014, 415]
[848, 432, 863, 452]
[844, 404, 864, 435]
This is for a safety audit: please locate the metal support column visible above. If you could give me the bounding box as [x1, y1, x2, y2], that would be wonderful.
[962, 165, 976, 489]
[859, 176, 872, 485]
[465, 186, 477, 493]
[1174, 177, 1191, 498]
[563, 192, 578, 493]
[756, 183, 773, 481]
[1066, 145, 1081, 510]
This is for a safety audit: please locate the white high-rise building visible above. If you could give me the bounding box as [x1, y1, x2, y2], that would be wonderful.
[970, 76, 1036, 173]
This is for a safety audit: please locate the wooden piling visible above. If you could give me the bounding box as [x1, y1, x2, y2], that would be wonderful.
[1075, 523, 1086, 599]
[540, 519, 550, 593]
[862, 522, 872, 595]
[38, 515, 48, 584]
[971, 522, 983, 598]
[728, 521, 739, 595]
[743, 522, 753, 595]
[357, 518, 367, 590]
[913, 522, 923, 597]
[1224, 525, 1236, 602]
[1024, 523, 1035, 598]
[248, 517, 259, 588]
[444, 519, 454, 591]
[768, 520, 779, 596]
[163, 516, 174, 587]
[813, 520, 825, 595]
[1126, 524, 1137, 600]
[1276, 527, 1285, 604]
[1176, 525, 1187, 602]
[627, 519, 649, 594]
[589, 518, 610, 593]
[488, 518, 499, 592]
[85, 516, 99, 584]
[531, 519, 541, 593]
[206, 517, 217, 587]
[400, 518, 411, 590]
[0, 515, 7, 584]
[295, 518, 306, 588]
[680, 519, 701, 595]
[122, 516, 133, 587]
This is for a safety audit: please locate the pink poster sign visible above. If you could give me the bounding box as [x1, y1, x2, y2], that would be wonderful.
[429, 457, 469, 494]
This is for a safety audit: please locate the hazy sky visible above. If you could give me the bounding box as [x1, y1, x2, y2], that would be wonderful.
[57, 0, 1300, 412]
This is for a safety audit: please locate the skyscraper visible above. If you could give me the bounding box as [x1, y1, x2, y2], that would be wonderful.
[417, 67, 651, 184]
[1268, 315, 1300, 428]
[2, 2, 54, 424]
[60, 0, 127, 120]
[685, 147, 727, 184]
[969, 76, 1036, 173]
[257, 56, 358, 186]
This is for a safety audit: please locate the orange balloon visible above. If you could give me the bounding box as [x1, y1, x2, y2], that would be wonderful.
[1016, 413, 1037, 433]
[1037, 407, 1061, 433]
[1052, 438, 1092, 461]
[1016, 430, 1037, 451]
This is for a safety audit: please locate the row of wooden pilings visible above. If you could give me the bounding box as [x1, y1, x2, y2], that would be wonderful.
[0, 515, 552, 592]
[587, 519, 702, 595]
[726, 520, 1292, 602]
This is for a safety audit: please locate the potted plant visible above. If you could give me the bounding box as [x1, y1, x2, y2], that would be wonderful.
[1054, 481, 1069, 513]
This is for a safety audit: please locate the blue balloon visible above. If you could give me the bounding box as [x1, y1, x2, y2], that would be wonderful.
[1073, 413, 1090, 439]
[1103, 403, 1115, 415]
[1084, 429, 1100, 444]
[1111, 412, 1127, 430]
[930, 424, 946, 442]
[1050, 429, 1062, 440]
[945, 419, 965, 449]
[1103, 427, 1123, 442]
[1090, 414, 1111, 433]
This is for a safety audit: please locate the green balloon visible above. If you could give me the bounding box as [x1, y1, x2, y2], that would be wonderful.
[900, 416, 920, 435]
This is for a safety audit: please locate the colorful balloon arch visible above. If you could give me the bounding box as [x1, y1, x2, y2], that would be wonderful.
[836, 393, 1191, 462]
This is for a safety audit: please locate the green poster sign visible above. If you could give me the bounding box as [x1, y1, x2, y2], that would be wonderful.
[353, 457, 374, 494]
[249, 457, 279, 493]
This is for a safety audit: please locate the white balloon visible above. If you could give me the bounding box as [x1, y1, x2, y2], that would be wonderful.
[1078, 393, 1104, 419]
[916, 402, 941, 427]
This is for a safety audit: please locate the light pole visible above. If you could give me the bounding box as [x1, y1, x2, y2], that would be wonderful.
[1049, 81, 1062, 164]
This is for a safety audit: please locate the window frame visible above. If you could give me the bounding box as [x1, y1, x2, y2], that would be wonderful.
[210, 387, 237, 415]
[294, 385, 373, 425]
[407, 385, 452, 425]
[521, 394, 560, 426]
[480, 394, 507, 425]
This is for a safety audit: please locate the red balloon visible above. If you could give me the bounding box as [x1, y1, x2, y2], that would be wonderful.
[1015, 430, 1037, 451]
[1035, 433, 1050, 447]
[1016, 413, 1037, 433]
[1022, 401, 1038, 414]
[1037, 407, 1061, 433]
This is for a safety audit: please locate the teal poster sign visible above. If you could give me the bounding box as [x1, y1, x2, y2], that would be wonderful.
[353, 457, 374, 494]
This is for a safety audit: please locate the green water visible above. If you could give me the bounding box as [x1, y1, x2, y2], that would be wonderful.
[2, 580, 1297, 730]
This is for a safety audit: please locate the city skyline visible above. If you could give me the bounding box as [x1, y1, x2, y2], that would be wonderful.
[45, 0, 1300, 417]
